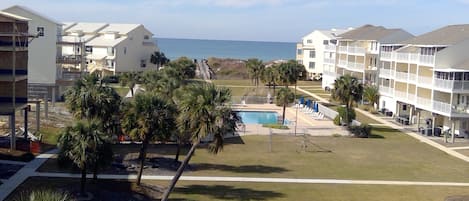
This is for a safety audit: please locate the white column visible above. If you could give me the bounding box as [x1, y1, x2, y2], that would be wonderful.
[451, 120, 456, 143]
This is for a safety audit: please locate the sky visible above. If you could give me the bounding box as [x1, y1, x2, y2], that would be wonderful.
[1, 0, 469, 42]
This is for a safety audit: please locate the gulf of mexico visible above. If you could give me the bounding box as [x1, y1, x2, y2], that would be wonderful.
[156, 38, 296, 62]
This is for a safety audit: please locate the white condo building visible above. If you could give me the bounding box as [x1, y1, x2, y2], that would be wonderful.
[378, 24, 469, 138]
[62, 22, 158, 76]
[322, 25, 413, 89]
[296, 29, 350, 81]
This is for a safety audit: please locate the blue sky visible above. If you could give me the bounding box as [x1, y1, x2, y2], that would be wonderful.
[1, 0, 469, 42]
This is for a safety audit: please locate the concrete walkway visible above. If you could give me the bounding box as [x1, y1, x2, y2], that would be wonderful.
[32, 172, 469, 187]
[296, 86, 469, 163]
[0, 149, 58, 201]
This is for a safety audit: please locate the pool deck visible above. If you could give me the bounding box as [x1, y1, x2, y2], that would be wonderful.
[232, 104, 349, 137]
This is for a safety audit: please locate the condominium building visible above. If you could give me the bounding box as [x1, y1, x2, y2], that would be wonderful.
[62, 22, 158, 76]
[378, 24, 469, 138]
[296, 28, 350, 80]
[323, 25, 413, 89]
[3, 5, 62, 100]
[0, 11, 30, 149]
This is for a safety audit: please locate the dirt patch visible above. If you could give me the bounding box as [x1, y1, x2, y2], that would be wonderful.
[207, 57, 249, 79]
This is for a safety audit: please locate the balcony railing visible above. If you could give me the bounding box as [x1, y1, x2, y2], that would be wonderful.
[381, 51, 393, 60]
[395, 90, 408, 100]
[338, 60, 347, 67]
[395, 72, 408, 81]
[379, 69, 393, 78]
[420, 55, 435, 66]
[408, 73, 417, 82]
[379, 86, 393, 96]
[418, 76, 433, 87]
[337, 46, 366, 55]
[434, 78, 469, 91]
[417, 97, 432, 108]
[433, 100, 452, 115]
[324, 58, 335, 64]
[347, 62, 364, 71]
[325, 45, 336, 52]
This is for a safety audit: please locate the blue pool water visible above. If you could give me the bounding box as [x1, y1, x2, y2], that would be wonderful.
[237, 111, 278, 124]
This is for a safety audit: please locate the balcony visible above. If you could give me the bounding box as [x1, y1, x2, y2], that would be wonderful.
[380, 51, 393, 61]
[325, 45, 336, 52]
[408, 73, 417, 83]
[57, 56, 81, 65]
[323, 70, 336, 77]
[432, 100, 452, 115]
[418, 76, 433, 87]
[420, 55, 435, 66]
[379, 69, 393, 78]
[417, 97, 432, 109]
[337, 46, 366, 55]
[324, 58, 335, 64]
[379, 86, 393, 96]
[338, 60, 347, 67]
[347, 62, 365, 72]
[434, 78, 469, 91]
[395, 90, 408, 100]
[395, 72, 408, 82]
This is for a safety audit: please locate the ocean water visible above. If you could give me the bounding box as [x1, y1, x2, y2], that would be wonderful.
[156, 38, 296, 62]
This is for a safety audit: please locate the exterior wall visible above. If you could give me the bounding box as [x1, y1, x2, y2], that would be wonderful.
[4, 7, 58, 85]
[379, 95, 397, 113]
[297, 31, 334, 79]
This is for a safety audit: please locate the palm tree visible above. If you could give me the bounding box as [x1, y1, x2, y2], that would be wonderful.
[246, 58, 265, 88]
[121, 92, 176, 185]
[57, 119, 107, 195]
[65, 73, 121, 180]
[331, 75, 364, 124]
[363, 85, 380, 109]
[120, 71, 141, 97]
[150, 51, 170, 69]
[276, 60, 305, 88]
[276, 88, 295, 125]
[166, 57, 196, 79]
[160, 83, 241, 201]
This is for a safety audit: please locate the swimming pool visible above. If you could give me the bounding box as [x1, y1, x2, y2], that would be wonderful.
[237, 111, 278, 124]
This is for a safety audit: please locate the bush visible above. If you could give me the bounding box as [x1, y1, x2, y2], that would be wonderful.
[348, 124, 372, 138]
[262, 124, 289, 129]
[12, 189, 76, 201]
[333, 116, 341, 126]
[337, 107, 356, 124]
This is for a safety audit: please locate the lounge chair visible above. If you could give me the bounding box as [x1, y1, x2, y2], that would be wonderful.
[313, 113, 324, 120]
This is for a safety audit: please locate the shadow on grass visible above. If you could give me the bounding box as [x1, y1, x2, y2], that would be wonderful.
[368, 134, 385, 139]
[372, 126, 399, 133]
[173, 185, 284, 200]
[192, 163, 289, 174]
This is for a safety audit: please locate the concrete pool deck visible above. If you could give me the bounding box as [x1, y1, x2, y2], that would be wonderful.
[232, 104, 349, 137]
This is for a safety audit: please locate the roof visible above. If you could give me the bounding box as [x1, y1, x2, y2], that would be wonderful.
[3, 5, 60, 25]
[0, 11, 30, 21]
[402, 24, 469, 46]
[98, 23, 141, 35]
[317, 29, 352, 38]
[66, 22, 108, 33]
[338, 24, 411, 42]
[86, 35, 127, 47]
[61, 35, 96, 43]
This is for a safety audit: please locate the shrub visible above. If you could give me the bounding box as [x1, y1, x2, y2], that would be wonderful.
[12, 189, 76, 201]
[262, 124, 289, 129]
[337, 106, 356, 124]
[333, 116, 341, 126]
[348, 124, 372, 138]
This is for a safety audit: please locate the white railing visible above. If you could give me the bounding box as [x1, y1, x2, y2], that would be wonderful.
[408, 94, 416, 102]
[434, 79, 469, 91]
[323, 71, 336, 77]
[433, 100, 452, 114]
[324, 58, 335, 64]
[408, 74, 417, 82]
[338, 60, 347, 67]
[379, 86, 393, 95]
[420, 55, 435, 66]
[338, 46, 348, 53]
[395, 52, 419, 63]
[337, 46, 365, 55]
[395, 72, 408, 81]
[325, 45, 336, 52]
[379, 69, 393, 78]
[395, 91, 407, 100]
[418, 76, 433, 87]
[380, 52, 393, 60]
[417, 97, 432, 108]
[348, 62, 365, 71]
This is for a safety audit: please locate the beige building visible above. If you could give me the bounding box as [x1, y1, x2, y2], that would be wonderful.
[323, 25, 413, 89]
[378, 24, 469, 140]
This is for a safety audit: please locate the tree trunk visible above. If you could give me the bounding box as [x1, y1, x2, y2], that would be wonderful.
[174, 140, 181, 162]
[92, 159, 98, 181]
[130, 87, 134, 97]
[161, 141, 199, 201]
[80, 163, 87, 195]
[282, 102, 287, 125]
[137, 139, 148, 185]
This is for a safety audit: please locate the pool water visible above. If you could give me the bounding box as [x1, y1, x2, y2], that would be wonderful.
[237, 111, 278, 124]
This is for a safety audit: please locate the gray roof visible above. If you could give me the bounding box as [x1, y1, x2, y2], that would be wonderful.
[402, 24, 469, 46]
[3, 5, 60, 25]
[338, 24, 413, 43]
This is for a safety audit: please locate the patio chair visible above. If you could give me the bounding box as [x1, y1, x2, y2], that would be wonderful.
[313, 113, 325, 120]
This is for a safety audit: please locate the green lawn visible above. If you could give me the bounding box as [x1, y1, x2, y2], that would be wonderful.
[39, 126, 62, 145]
[212, 79, 253, 86]
[9, 177, 469, 201]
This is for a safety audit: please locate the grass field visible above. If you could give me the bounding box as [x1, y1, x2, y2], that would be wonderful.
[39, 126, 62, 145]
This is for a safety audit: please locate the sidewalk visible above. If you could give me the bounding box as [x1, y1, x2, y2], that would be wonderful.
[0, 149, 58, 201]
[296, 86, 469, 163]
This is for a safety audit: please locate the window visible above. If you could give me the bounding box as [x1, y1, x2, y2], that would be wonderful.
[309, 62, 315, 69]
[307, 39, 312, 44]
[140, 60, 146, 68]
[330, 40, 337, 45]
[85, 46, 93, 53]
[297, 49, 302, 55]
[106, 60, 114, 68]
[323, 40, 329, 45]
[144, 35, 149, 40]
[309, 50, 316, 58]
[402, 105, 407, 111]
[37, 27, 44, 37]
